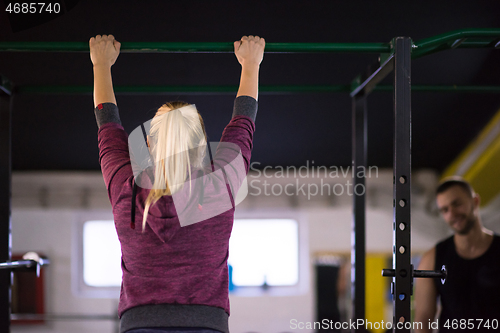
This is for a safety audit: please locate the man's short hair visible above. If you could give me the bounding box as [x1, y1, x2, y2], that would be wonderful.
[436, 176, 475, 198]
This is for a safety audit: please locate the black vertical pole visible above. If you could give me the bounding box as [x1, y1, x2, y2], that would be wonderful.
[351, 95, 366, 330]
[0, 79, 12, 333]
[392, 37, 412, 332]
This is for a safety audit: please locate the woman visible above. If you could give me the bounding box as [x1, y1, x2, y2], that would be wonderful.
[90, 34, 265, 333]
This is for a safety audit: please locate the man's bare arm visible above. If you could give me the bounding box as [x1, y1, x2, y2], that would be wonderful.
[414, 247, 438, 333]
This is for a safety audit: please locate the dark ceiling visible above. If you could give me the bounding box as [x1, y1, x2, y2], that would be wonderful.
[1, 0, 500, 172]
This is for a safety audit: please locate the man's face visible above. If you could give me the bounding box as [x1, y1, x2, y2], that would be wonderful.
[436, 185, 478, 235]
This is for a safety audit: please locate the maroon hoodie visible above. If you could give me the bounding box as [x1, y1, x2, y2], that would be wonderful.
[95, 96, 257, 332]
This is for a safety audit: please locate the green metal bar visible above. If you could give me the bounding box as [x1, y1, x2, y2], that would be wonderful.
[16, 85, 237, 94]
[1, 29, 499, 57]
[412, 28, 500, 58]
[414, 28, 500, 50]
[15, 84, 500, 94]
[15, 85, 351, 94]
[0, 29, 499, 56]
[0, 41, 391, 53]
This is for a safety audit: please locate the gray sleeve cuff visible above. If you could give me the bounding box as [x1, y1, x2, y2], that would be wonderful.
[232, 96, 258, 122]
[94, 102, 122, 128]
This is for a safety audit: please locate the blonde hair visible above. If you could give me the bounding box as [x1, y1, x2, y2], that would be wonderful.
[142, 101, 207, 230]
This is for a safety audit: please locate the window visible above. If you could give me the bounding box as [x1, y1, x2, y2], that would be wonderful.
[228, 219, 299, 287]
[83, 220, 122, 287]
[74, 211, 308, 298]
[73, 211, 120, 298]
[229, 211, 309, 296]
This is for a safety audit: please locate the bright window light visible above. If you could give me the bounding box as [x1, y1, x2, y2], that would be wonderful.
[228, 219, 299, 287]
[82, 219, 299, 289]
[83, 220, 122, 287]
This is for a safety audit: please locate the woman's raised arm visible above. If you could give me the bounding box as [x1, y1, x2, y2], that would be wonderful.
[234, 35, 265, 101]
[89, 34, 121, 107]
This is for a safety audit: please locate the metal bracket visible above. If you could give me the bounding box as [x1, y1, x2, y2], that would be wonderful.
[0, 76, 12, 96]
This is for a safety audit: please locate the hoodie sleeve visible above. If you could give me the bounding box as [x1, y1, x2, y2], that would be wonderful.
[96, 103, 133, 206]
[210, 96, 257, 205]
[218, 95, 257, 172]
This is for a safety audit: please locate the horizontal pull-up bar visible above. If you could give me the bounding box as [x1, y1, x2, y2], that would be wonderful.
[15, 84, 500, 94]
[0, 41, 391, 53]
[1, 29, 499, 55]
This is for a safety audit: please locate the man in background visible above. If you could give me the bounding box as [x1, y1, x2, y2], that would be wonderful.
[415, 177, 500, 332]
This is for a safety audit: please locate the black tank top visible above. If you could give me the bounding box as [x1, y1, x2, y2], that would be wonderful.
[434, 234, 500, 332]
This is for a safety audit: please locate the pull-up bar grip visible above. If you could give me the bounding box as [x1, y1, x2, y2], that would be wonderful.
[1, 29, 499, 55]
[0, 41, 391, 53]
